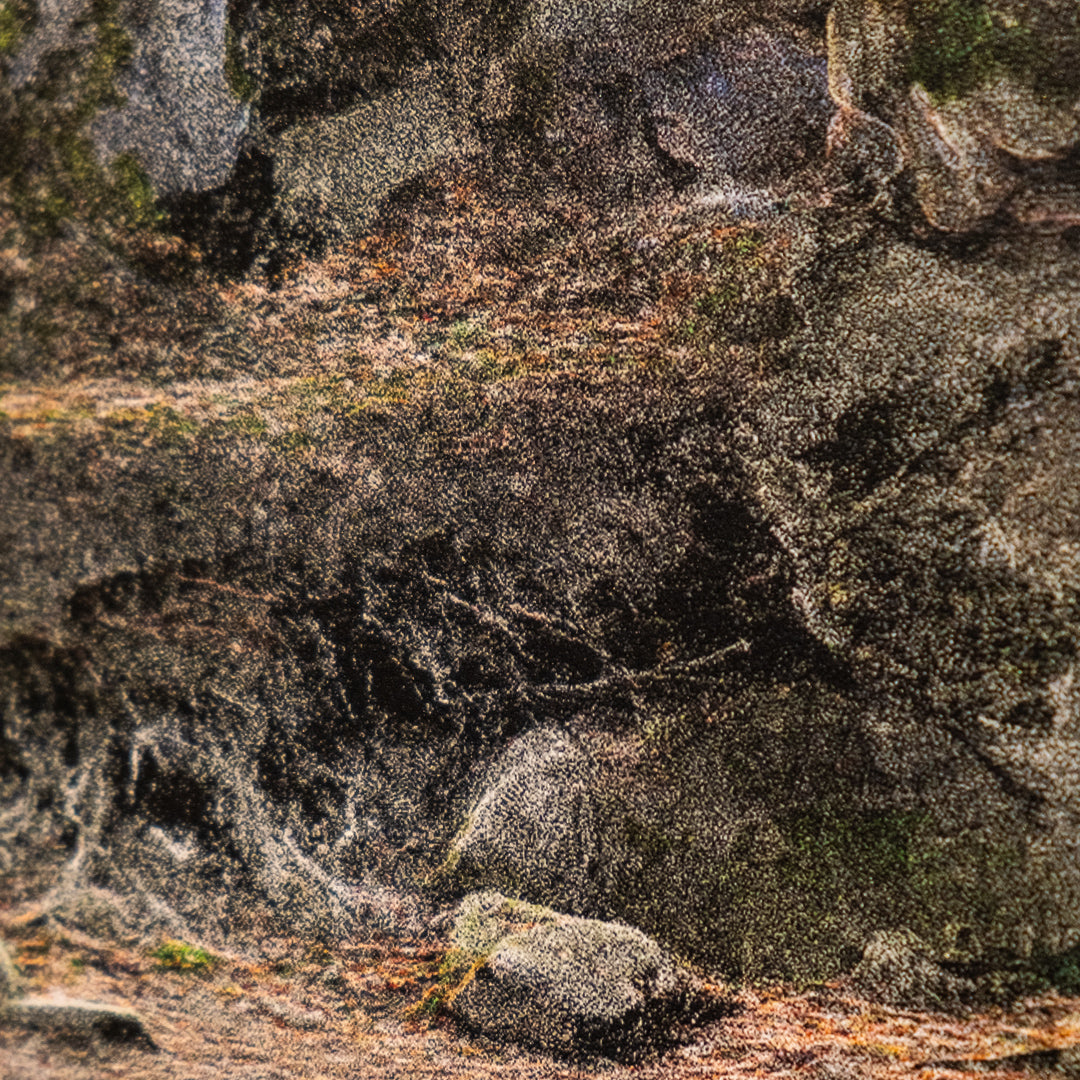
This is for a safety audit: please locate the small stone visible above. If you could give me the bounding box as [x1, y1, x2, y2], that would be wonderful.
[448, 892, 725, 1062]
[852, 930, 976, 1010]
[1, 996, 155, 1047]
[259, 997, 327, 1031]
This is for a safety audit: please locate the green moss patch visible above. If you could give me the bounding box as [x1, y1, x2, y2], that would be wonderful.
[0, 0, 163, 240]
[906, 1, 1080, 101]
[151, 939, 218, 974]
[0, 0, 37, 57]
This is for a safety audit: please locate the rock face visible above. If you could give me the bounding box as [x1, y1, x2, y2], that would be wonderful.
[643, 30, 832, 187]
[827, 0, 1080, 229]
[444, 728, 601, 914]
[174, 0, 835, 265]
[721, 221, 1080, 968]
[7, 0, 1080, 1000]
[91, 0, 250, 193]
[9, 0, 249, 195]
[448, 892, 717, 1061]
[268, 78, 477, 254]
[428, 212, 1080, 982]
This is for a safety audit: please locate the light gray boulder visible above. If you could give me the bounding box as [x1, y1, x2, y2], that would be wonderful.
[91, 0, 250, 194]
[10, 0, 249, 195]
[443, 728, 601, 914]
[448, 892, 719, 1061]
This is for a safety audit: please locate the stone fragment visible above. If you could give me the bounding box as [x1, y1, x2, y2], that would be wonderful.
[1, 996, 155, 1047]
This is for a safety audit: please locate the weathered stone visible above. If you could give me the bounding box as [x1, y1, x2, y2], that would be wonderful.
[448, 892, 718, 1061]
[514, 0, 825, 65]
[10, 0, 248, 195]
[853, 930, 976, 1010]
[726, 224, 1080, 968]
[644, 30, 832, 185]
[826, 0, 1080, 229]
[269, 78, 476, 251]
[1, 996, 155, 1046]
[451, 892, 561, 955]
[91, 0, 250, 193]
[0, 940, 22, 1001]
[444, 728, 601, 914]
[825, 105, 905, 194]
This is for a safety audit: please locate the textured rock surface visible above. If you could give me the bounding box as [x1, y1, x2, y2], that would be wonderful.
[444, 728, 601, 913]
[826, 0, 1080, 229]
[176, 1, 835, 266]
[726, 223, 1080, 961]
[0, 940, 21, 1002]
[10, 0, 248, 195]
[269, 79, 477, 253]
[852, 930, 977, 1009]
[1, 996, 153, 1045]
[643, 30, 831, 186]
[6, 0, 1080, 1002]
[90, 0, 250, 193]
[449, 892, 714, 1061]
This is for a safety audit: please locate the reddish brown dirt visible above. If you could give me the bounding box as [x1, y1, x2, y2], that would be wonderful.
[2, 909, 1077, 1080]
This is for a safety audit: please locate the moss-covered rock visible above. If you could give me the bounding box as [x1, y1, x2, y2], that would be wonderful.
[827, 0, 1080, 229]
[4, 0, 248, 206]
[90, 0, 250, 194]
[724, 218, 1080, 964]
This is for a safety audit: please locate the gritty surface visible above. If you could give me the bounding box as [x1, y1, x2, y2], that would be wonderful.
[4, 167, 1080, 1079]
[1, 911, 1078, 1080]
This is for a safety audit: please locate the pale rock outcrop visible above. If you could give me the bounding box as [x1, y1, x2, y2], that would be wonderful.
[10, 0, 249, 194]
[444, 728, 602, 914]
[448, 891, 721, 1061]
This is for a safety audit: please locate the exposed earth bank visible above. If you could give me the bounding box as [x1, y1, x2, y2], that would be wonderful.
[3, 0, 1080, 1071]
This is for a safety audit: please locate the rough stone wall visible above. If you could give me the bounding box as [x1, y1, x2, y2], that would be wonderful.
[827, 0, 1080, 229]
[5, 0, 1080, 987]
